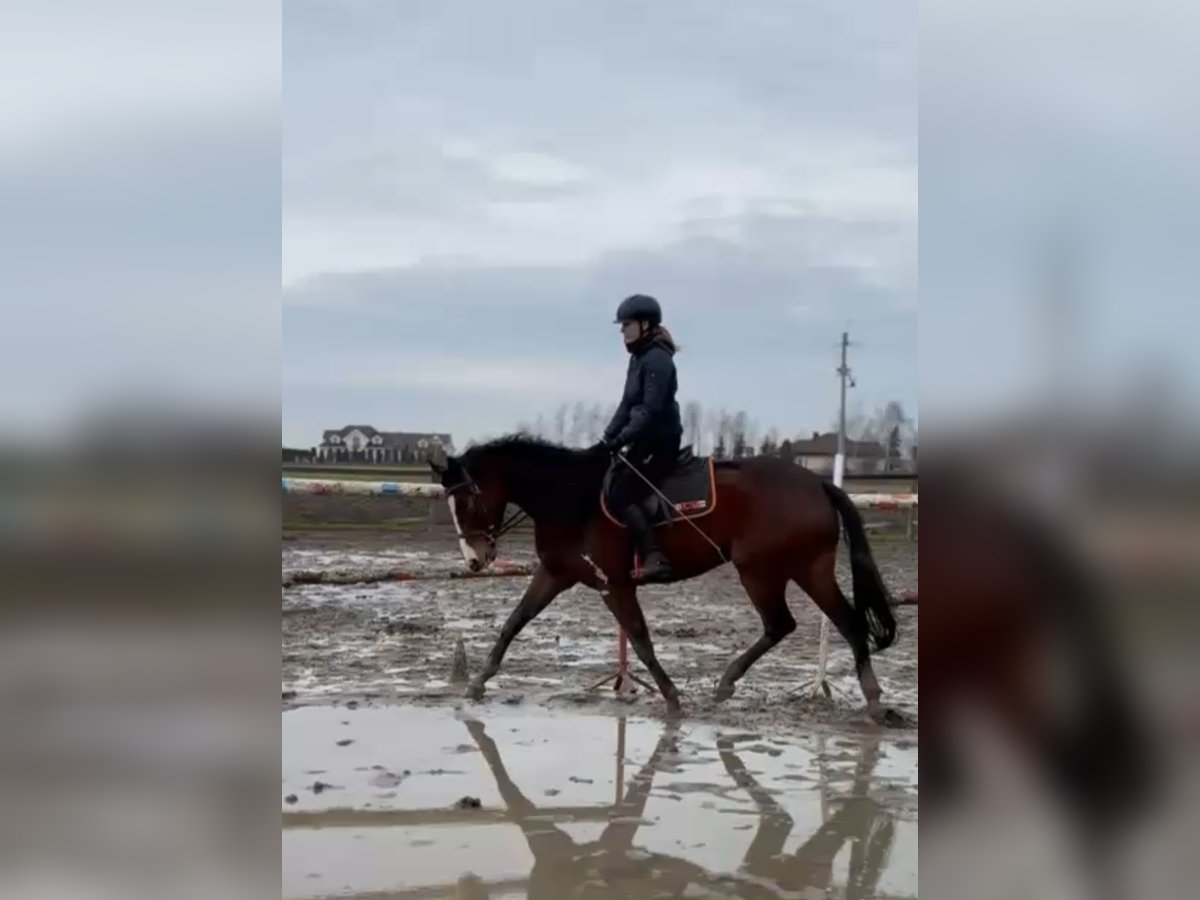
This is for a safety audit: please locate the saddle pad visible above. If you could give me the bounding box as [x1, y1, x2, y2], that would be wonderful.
[601, 455, 718, 528]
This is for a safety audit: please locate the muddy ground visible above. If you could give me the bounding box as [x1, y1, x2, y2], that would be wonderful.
[285, 491, 453, 529]
[282, 521, 918, 898]
[282, 526, 918, 734]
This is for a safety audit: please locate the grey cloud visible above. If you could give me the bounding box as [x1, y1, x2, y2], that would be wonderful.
[1, 111, 280, 430]
[284, 208, 915, 446]
[287, 207, 912, 324]
[285, 0, 914, 182]
[285, 138, 591, 220]
[283, 0, 916, 446]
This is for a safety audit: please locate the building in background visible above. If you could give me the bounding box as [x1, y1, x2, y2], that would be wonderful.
[786, 431, 888, 475]
[315, 426, 454, 463]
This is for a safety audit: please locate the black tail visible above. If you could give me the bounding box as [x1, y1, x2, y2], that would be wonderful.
[822, 481, 897, 652]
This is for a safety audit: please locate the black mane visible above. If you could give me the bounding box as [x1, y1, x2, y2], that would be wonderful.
[461, 433, 609, 522]
[462, 432, 579, 465]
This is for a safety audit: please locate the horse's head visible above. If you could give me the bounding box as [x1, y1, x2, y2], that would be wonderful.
[430, 454, 507, 572]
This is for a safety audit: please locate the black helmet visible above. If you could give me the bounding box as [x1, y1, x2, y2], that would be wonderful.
[613, 294, 662, 325]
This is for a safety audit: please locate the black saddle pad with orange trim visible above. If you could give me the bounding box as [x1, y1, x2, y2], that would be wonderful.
[601, 446, 717, 527]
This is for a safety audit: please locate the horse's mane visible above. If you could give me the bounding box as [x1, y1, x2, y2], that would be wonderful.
[462, 432, 582, 466]
[462, 432, 608, 522]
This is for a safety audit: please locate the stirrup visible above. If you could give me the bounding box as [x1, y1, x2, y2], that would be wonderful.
[633, 553, 673, 584]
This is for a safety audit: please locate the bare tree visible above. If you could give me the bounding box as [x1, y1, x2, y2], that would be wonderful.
[716, 410, 734, 459]
[514, 397, 796, 461]
[832, 399, 916, 472]
[885, 401, 917, 458]
[683, 401, 702, 450]
[760, 427, 780, 457]
[585, 403, 606, 444]
[553, 404, 567, 444]
[838, 405, 871, 443]
[856, 400, 915, 460]
[745, 417, 760, 458]
[568, 402, 586, 446]
[702, 409, 722, 456]
[879, 401, 917, 468]
[604, 403, 619, 440]
[731, 411, 749, 459]
[886, 424, 903, 471]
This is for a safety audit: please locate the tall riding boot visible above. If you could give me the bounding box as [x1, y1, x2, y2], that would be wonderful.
[623, 501, 673, 584]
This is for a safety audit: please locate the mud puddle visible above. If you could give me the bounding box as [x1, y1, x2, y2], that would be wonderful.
[282, 704, 917, 898]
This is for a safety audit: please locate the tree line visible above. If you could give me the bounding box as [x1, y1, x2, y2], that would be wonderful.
[514, 400, 916, 467]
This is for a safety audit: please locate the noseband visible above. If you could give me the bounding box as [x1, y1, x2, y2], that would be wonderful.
[444, 472, 528, 547]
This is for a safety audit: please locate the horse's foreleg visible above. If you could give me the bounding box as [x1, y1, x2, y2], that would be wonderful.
[467, 564, 574, 700]
[600, 583, 681, 714]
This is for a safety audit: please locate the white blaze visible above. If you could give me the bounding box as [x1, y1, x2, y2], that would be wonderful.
[447, 494, 480, 565]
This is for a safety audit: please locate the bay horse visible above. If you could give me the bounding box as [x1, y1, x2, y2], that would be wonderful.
[430, 434, 897, 719]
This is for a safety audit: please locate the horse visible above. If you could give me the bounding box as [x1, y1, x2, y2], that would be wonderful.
[430, 434, 898, 720]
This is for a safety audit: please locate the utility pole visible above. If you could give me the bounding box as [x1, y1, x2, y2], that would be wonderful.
[812, 330, 853, 699]
[834, 330, 852, 488]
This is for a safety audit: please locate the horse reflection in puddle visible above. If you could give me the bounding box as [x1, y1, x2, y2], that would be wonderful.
[455, 717, 908, 899]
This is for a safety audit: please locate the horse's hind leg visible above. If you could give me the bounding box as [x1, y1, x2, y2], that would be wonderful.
[795, 550, 888, 722]
[467, 564, 574, 700]
[715, 567, 796, 702]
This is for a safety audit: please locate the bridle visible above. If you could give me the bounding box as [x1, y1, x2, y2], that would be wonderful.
[444, 471, 529, 548]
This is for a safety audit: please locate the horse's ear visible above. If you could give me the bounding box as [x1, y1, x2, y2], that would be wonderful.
[433, 455, 463, 477]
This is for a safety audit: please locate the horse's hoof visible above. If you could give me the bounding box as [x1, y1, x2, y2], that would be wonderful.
[464, 682, 485, 701]
[713, 683, 735, 703]
[665, 696, 684, 718]
[870, 706, 906, 728]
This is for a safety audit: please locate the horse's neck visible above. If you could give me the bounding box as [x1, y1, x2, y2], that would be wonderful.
[504, 454, 599, 521]
[505, 464, 568, 519]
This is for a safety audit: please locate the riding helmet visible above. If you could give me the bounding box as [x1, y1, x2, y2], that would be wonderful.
[613, 294, 662, 326]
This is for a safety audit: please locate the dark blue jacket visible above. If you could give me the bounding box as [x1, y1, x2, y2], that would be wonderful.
[603, 337, 683, 448]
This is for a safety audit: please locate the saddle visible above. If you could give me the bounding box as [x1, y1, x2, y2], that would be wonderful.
[600, 445, 718, 528]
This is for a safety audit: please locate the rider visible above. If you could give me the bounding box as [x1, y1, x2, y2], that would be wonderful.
[596, 294, 683, 584]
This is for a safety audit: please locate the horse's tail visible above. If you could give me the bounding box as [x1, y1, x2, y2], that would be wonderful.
[821, 480, 897, 652]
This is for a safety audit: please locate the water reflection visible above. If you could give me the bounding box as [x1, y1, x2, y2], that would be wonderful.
[717, 734, 897, 899]
[465, 718, 716, 898]
[281, 707, 916, 899]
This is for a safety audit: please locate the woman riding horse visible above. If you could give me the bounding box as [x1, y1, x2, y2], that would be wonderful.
[595, 294, 682, 584]
[429, 295, 899, 719]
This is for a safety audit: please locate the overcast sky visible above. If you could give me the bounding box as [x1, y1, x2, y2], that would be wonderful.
[1, 2, 280, 443]
[920, 0, 1200, 429]
[283, 0, 917, 450]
